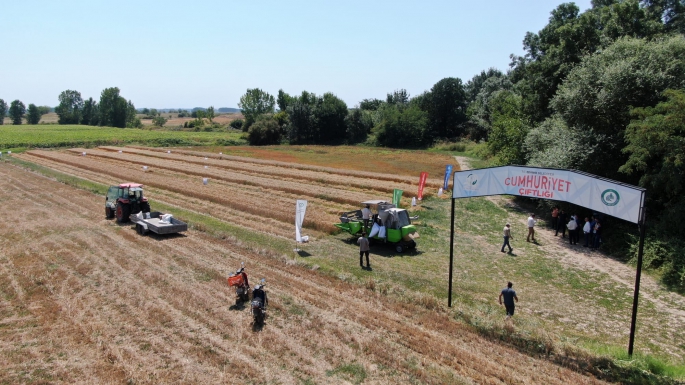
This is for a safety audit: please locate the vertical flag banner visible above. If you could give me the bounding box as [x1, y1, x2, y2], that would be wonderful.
[393, 189, 403, 206]
[417, 172, 428, 200]
[296, 200, 308, 242]
[443, 165, 453, 191]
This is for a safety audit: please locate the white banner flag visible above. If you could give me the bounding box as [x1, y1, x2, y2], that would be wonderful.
[296, 200, 308, 242]
[452, 166, 645, 223]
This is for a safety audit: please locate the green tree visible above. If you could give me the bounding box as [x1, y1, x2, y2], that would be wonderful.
[386, 89, 410, 107]
[9, 100, 26, 125]
[345, 108, 373, 144]
[56, 89, 84, 124]
[229, 119, 244, 130]
[206, 106, 215, 122]
[152, 115, 168, 127]
[466, 74, 513, 140]
[26, 104, 41, 124]
[37, 106, 51, 116]
[99, 87, 127, 127]
[487, 91, 529, 165]
[277, 89, 295, 111]
[375, 104, 430, 148]
[126, 100, 141, 128]
[238, 88, 275, 130]
[81, 98, 99, 125]
[0, 99, 7, 125]
[427, 77, 468, 139]
[313, 93, 348, 143]
[465, 68, 504, 104]
[149, 108, 158, 117]
[287, 101, 316, 144]
[550, 35, 685, 179]
[248, 115, 282, 145]
[359, 98, 384, 111]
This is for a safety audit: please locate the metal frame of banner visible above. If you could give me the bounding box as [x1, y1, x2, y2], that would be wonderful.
[447, 166, 647, 357]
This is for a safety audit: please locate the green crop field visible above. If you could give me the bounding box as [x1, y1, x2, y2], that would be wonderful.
[0, 124, 246, 151]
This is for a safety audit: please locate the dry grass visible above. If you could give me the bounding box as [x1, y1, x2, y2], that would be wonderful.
[0, 161, 612, 384]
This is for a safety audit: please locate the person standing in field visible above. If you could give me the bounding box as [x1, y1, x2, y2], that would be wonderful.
[499, 281, 519, 319]
[526, 214, 537, 242]
[361, 204, 372, 230]
[555, 210, 567, 238]
[358, 231, 370, 269]
[551, 206, 559, 231]
[583, 217, 592, 247]
[567, 216, 578, 245]
[501, 223, 513, 253]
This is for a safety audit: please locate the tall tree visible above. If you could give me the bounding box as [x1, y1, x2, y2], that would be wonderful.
[56, 90, 84, 124]
[277, 89, 295, 111]
[81, 98, 99, 126]
[238, 88, 275, 129]
[9, 100, 26, 125]
[206, 106, 215, 122]
[386, 89, 410, 106]
[99, 87, 128, 128]
[313, 93, 348, 143]
[0, 99, 7, 125]
[26, 104, 41, 124]
[427, 77, 468, 139]
[287, 101, 316, 144]
[359, 98, 384, 111]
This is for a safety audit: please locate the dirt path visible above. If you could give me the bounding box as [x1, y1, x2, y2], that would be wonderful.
[0, 162, 610, 384]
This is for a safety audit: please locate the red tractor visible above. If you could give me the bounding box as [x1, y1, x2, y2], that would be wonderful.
[105, 183, 151, 223]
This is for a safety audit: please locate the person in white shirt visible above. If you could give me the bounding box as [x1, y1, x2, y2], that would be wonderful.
[361, 205, 372, 229]
[567, 216, 579, 245]
[583, 217, 592, 247]
[526, 214, 537, 242]
[501, 223, 513, 253]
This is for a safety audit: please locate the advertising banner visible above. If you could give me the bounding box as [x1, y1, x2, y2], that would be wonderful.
[393, 189, 403, 207]
[295, 200, 307, 242]
[417, 172, 428, 200]
[452, 166, 645, 223]
[443, 165, 453, 191]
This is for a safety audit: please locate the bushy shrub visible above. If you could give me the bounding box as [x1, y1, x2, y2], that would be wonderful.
[229, 118, 244, 131]
[247, 118, 282, 145]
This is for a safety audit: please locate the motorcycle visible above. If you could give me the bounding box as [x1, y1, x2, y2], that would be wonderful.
[251, 279, 268, 325]
[227, 262, 250, 303]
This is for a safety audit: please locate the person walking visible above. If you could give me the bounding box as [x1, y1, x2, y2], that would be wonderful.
[583, 217, 591, 247]
[357, 231, 370, 268]
[574, 214, 583, 244]
[555, 210, 567, 238]
[589, 216, 597, 248]
[501, 223, 513, 253]
[551, 206, 559, 231]
[567, 216, 578, 245]
[526, 214, 537, 242]
[499, 281, 519, 319]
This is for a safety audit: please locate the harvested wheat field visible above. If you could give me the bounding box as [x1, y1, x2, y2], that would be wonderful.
[0, 158, 611, 385]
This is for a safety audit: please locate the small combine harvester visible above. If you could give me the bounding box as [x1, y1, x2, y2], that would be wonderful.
[335, 200, 418, 253]
[105, 183, 187, 236]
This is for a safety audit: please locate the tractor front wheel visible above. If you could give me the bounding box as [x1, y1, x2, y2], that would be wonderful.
[105, 206, 114, 219]
[116, 202, 131, 223]
[395, 245, 404, 253]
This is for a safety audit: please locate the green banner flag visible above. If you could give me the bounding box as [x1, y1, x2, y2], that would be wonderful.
[393, 189, 403, 207]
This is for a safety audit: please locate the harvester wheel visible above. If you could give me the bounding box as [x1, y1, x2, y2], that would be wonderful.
[116, 202, 131, 223]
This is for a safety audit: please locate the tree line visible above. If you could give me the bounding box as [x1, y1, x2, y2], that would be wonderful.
[53, 88, 142, 128]
[0, 99, 51, 125]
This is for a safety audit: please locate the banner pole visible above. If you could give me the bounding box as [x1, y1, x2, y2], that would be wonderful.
[448, 198, 455, 307]
[629, 207, 646, 356]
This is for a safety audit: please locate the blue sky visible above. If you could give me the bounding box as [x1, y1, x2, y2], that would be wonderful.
[2, 0, 593, 109]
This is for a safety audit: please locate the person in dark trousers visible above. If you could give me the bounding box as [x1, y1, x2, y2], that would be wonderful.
[555, 210, 567, 238]
[593, 219, 602, 249]
[551, 206, 559, 231]
[358, 232, 370, 268]
[574, 214, 583, 244]
[501, 223, 513, 253]
[526, 214, 537, 242]
[583, 217, 592, 247]
[567, 216, 578, 245]
[589, 216, 597, 248]
[499, 281, 519, 319]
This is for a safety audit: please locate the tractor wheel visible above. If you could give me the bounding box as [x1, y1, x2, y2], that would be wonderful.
[105, 206, 114, 219]
[141, 201, 151, 214]
[116, 202, 131, 223]
[395, 245, 404, 253]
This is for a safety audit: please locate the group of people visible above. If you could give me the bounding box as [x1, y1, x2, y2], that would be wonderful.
[551, 207, 603, 249]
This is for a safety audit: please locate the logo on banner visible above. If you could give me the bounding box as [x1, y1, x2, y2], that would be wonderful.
[601, 189, 620, 206]
[463, 173, 479, 191]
